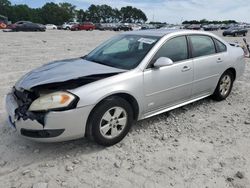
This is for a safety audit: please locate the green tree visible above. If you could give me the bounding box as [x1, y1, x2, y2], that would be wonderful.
[59, 2, 76, 21]
[40, 3, 65, 25]
[9, 5, 33, 22]
[0, 0, 11, 17]
[86, 4, 101, 23]
[77, 9, 86, 22]
[120, 6, 147, 23]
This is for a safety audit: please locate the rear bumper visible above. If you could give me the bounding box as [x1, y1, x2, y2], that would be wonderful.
[5, 93, 94, 142]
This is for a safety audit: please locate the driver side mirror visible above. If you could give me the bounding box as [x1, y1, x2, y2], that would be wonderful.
[153, 57, 173, 68]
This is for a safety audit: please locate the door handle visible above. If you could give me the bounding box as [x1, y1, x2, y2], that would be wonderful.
[217, 58, 223, 63]
[182, 66, 191, 72]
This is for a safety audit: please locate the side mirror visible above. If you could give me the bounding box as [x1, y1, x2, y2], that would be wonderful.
[153, 57, 173, 68]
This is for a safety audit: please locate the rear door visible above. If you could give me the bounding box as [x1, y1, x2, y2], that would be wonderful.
[143, 36, 193, 113]
[188, 35, 226, 97]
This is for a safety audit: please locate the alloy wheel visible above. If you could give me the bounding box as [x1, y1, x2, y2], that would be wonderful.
[219, 74, 232, 97]
[99, 107, 128, 139]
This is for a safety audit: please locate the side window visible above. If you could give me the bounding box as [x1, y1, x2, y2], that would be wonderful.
[153, 36, 188, 62]
[214, 39, 227, 53]
[189, 35, 216, 58]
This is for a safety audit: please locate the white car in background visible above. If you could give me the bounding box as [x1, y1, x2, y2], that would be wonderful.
[45, 24, 57, 30]
[62, 22, 78, 30]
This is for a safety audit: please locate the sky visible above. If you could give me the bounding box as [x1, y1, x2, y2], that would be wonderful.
[9, 0, 250, 23]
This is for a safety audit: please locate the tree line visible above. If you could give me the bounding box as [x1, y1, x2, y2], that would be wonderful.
[0, 0, 147, 25]
[182, 19, 237, 25]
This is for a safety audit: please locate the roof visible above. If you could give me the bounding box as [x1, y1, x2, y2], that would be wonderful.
[125, 29, 213, 37]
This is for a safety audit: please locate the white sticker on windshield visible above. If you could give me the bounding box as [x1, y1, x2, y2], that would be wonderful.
[138, 38, 156, 44]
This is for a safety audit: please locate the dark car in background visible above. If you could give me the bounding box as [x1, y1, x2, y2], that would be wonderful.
[95, 23, 105, 31]
[203, 24, 220, 31]
[113, 24, 132, 31]
[9, 21, 46, 32]
[223, 27, 248, 37]
[141, 24, 157, 30]
[185, 24, 201, 30]
[220, 24, 231, 30]
[71, 22, 96, 31]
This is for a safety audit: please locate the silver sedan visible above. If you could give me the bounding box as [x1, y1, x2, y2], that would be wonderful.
[5, 29, 245, 146]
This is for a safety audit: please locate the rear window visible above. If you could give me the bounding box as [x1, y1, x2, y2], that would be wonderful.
[189, 35, 216, 58]
[214, 39, 227, 53]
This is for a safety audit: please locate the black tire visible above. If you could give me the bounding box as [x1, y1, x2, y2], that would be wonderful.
[86, 96, 134, 146]
[212, 71, 234, 101]
[223, 33, 226, 36]
[243, 32, 246, 36]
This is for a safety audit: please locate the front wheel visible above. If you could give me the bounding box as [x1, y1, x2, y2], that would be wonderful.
[87, 96, 134, 146]
[212, 71, 234, 101]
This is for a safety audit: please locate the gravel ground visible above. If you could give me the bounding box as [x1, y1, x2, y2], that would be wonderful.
[0, 30, 249, 188]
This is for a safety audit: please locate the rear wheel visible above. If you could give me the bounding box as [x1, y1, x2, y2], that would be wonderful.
[87, 96, 133, 146]
[212, 71, 234, 101]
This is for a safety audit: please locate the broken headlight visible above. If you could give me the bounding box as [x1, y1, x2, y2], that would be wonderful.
[29, 91, 77, 112]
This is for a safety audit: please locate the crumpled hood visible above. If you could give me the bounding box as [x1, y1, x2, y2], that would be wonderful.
[15, 58, 126, 90]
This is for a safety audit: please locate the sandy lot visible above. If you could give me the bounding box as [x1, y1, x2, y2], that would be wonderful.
[0, 30, 250, 188]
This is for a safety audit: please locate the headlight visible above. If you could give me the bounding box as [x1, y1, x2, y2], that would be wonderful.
[29, 91, 77, 112]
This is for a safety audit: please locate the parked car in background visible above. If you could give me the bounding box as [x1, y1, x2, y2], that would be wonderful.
[71, 22, 95, 31]
[96, 23, 118, 31]
[113, 24, 132, 31]
[9, 21, 46, 32]
[57, 25, 63, 30]
[5, 29, 245, 146]
[62, 22, 78, 30]
[0, 15, 8, 29]
[0, 21, 7, 29]
[186, 24, 201, 30]
[223, 27, 248, 37]
[95, 23, 105, 31]
[141, 24, 156, 30]
[45, 24, 57, 30]
[220, 24, 230, 30]
[203, 24, 220, 31]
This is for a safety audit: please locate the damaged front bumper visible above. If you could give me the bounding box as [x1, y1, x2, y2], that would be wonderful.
[5, 92, 93, 142]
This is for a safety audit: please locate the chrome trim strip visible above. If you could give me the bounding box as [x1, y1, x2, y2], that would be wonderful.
[142, 94, 210, 119]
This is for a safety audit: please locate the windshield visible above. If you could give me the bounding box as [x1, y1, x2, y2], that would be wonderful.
[85, 34, 160, 70]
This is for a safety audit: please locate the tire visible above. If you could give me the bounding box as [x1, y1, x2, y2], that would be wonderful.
[87, 96, 134, 146]
[243, 32, 246, 36]
[66, 27, 70, 30]
[212, 71, 234, 101]
[223, 33, 226, 36]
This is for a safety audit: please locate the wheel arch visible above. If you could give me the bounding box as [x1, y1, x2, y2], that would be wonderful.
[225, 67, 236, 81]
[85, 92, 140, 137]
